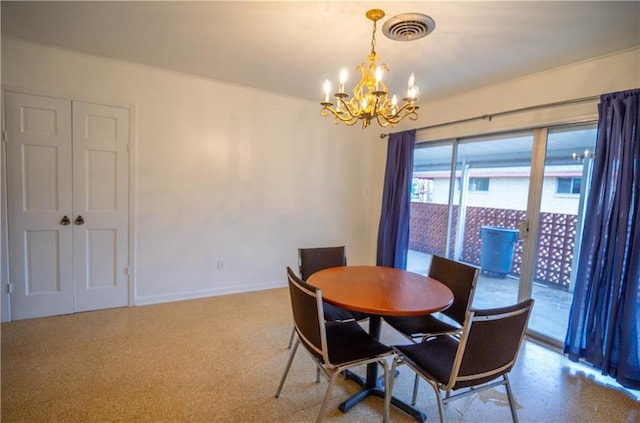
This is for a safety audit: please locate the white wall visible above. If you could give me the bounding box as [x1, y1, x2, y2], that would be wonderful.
[412, 47, 640, 142]
[2, 38, 638, 321]
[1, 38, 382, 318]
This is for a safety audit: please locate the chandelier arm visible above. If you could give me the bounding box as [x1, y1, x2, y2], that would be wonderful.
[337, 98, 360, 120]
[321, 105, 359, 126]
[387, 103, 419, 122]
[375, 113, 392, 127]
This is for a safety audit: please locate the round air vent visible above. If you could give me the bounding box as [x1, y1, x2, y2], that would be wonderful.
[382, 13, 435, 41]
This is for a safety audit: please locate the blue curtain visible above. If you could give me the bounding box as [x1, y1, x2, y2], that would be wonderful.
[564, 89, 640, 389]
[376, 130, 416, 268]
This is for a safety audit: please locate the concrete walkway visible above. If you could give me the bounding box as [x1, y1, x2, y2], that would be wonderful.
[407, 249, 573, 342]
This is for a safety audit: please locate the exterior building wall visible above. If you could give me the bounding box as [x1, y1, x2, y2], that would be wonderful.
[420, 175, 580, 214]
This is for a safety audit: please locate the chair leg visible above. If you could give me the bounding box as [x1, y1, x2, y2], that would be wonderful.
[275, 340, 299, 398]
[411, 372, 420, 405]
[425, 379, 445, 423]
[316, 370, 340, 423]
[386, 357, 400, 423]
[503, 374, 519, 423]
[287, 326, 296, 349]
[381, 359, 390, 423]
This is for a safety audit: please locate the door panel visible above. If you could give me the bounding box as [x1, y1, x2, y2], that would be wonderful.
[72, 102, 129, 312]
[25, 230, 62, 293]
[528, 124, 597, 342]
[5, 92, 75, 319]
[5, 92, 130, 319]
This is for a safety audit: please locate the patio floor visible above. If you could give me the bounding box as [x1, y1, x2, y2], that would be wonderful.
[407, 249, 573, 343]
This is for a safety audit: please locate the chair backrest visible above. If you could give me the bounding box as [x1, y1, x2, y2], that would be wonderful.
[298, 246, 346, 281]
[428, 255, 479, 325]
[448, 298, 534, 390]
[286, 267, 328, 364]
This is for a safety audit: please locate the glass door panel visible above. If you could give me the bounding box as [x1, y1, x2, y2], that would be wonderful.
[408, 141, 454, 275]
[528, 123, 597, 343]
[451, 132, 534, 309]
[408, 122, 598, 345]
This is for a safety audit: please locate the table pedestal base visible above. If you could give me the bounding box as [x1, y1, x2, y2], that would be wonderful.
[341, 369, 426, 422]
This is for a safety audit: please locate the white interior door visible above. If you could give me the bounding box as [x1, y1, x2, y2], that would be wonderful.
[4, 92, 130, 319]
[72, 102, 129, 312]
[5, 92, 75, 319]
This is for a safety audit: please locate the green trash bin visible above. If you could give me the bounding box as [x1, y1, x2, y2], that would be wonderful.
[480, 226, 520, 278]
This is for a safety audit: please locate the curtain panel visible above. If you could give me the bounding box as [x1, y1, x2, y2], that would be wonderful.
[376, 130, 416, 268]
[564, 89, 640, 389]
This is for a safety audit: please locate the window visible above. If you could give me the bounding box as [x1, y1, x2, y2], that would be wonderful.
[469, 177, 490, 192]
[411, 178, 433, 203]
[557, 177, 581, 194]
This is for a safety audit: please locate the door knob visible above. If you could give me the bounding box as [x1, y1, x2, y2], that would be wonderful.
[74, 215, 85, 225]
[60, 215, 71, 225]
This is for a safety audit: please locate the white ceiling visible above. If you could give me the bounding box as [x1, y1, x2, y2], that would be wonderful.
[2, 1, 639, 103]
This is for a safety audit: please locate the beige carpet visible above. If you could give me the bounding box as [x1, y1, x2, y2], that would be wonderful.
[1, 287, 638, 422]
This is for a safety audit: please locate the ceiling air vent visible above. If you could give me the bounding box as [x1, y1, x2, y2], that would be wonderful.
[382, 13, 436, 41]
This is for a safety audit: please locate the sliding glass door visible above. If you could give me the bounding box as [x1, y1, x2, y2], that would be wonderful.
[528, 123, 597, 342]
[408, 122, 597, 344]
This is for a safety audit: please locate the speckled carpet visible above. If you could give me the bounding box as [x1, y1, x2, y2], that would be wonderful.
[2, 287, 638, 422]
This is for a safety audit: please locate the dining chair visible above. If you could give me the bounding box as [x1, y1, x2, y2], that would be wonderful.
[387, 299, 534, 423]
[287, 245, 368, 349]
[383, 255, 479, 404]
[276, 267, 394, 423]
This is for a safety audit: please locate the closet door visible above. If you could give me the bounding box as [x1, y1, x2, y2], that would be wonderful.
[72, 102, 129, 312]
[5, 92, 75, 319]
[4, 92, 130, 319]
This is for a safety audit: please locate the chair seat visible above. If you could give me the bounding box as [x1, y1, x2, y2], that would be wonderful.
[324, 301, 369, 323]
[326, 321, 392, 365]
[395, 336, 459, 385]
[384, 314, 460, 339]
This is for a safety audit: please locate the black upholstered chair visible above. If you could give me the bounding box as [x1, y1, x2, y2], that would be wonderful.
[384, 255, 479, 341]
[287, 246, 368, 349]
[276, 267, 394, 423]
[383, 255, 479, 403]
[387, 299, 534, 423]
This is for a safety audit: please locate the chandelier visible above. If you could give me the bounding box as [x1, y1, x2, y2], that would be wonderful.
[320, 9, 419, 129]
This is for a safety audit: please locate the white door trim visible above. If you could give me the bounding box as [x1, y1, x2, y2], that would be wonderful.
[0, 87, 137, 321]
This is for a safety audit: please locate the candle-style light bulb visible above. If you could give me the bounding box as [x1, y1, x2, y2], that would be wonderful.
[375, 67, 383, 91]
[408, 85, 419, 100]
[323, 79, 331, 102]
[339, 69, 347, 94]
[407, 73, 416, 98]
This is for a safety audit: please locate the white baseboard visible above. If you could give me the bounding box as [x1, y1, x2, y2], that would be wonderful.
[133, 280, 286, 306]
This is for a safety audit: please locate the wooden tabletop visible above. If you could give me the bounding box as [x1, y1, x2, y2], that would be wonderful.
[307, 265, 454, 317]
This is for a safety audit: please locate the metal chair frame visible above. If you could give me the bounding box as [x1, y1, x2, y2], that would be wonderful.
[287, 246, 368, 349]
[276, 267, 393, 423]
[387, 299, 534, 423]
[385, 255, 480, 404]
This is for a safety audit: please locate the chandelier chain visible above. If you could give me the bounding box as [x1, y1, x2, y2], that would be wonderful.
[370, 19, 377, 56]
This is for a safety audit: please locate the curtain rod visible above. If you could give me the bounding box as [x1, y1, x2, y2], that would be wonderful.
[379, 94, 600, 139]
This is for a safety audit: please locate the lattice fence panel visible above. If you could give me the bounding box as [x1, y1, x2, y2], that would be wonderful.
[409, 203, 577, 291]
[410, 202, 448, 256]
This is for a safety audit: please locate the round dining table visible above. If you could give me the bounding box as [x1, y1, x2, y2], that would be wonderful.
[308, 265, 454, 422]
